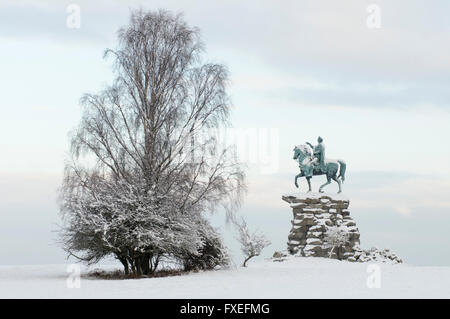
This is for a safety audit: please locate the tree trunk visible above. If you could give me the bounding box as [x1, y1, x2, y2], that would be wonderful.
[118, 256, 129, 275]
[153, 255, 160, 273]
[242, 255, 254, 267]
[329, 245, 335, 258]
[149, 254, 160, 273]
[140, 254, 150, 275]
[134, 258, 142, 276]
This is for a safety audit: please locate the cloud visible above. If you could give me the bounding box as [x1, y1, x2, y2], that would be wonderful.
[206, 0, 450, 110]
[0, 172, 61, 206]
[233, 74, 450, 109]
[2, 0, 450, 109]
[0, 172, 65, 265]
[0, 0, 128, 46]
[241, 170, 450, 216]
[351, 176, 450, 214]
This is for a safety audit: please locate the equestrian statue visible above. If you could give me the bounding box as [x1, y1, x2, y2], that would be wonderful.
[293, 136, 346, 193]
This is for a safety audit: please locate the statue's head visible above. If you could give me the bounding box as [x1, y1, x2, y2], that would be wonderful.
[317, 136, 323, 143]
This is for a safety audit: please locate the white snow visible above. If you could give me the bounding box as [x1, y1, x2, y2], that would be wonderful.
[1, 258, 450, 298]
[303, 208, 324, 213]
[316, 213, 331, 219]
[284, 192, 349, 201]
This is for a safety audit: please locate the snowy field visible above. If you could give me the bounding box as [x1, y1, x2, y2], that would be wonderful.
[1, 257, 449, 298]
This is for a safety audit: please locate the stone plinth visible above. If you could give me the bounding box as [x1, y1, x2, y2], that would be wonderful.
[282, 193, 361, 261]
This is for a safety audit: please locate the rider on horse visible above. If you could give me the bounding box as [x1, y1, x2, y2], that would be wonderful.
[307, 136, 326, 173]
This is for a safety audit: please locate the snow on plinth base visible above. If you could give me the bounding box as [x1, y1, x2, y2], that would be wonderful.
[282, 191, 350, 202]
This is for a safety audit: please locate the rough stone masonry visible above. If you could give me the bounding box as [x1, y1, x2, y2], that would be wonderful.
[280, 193, 402, 263]
[282, 193, 360, 261]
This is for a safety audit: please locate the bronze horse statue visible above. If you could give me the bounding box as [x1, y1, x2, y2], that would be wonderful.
[293, 144, 346, 193]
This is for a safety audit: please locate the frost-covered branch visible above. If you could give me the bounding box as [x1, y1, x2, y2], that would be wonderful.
[323, 226, 350, 259]
[234, 218, 271, 267]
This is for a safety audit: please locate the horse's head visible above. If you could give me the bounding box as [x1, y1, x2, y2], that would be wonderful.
[293, 145, 303, 160]
[293, 144, 312, 161]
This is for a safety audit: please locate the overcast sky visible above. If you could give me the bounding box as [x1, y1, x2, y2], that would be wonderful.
[1, 0, 450, 266]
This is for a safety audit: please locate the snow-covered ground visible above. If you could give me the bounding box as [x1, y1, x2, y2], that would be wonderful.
[1, 257, 449, 298]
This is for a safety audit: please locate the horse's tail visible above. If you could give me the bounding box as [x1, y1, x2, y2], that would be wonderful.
[338, 160, 346, 183]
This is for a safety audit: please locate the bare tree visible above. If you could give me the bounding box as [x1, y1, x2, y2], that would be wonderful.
[59, 9, 245, 275]
[234, 218, 271, 267]
[323, 226, 350, 259]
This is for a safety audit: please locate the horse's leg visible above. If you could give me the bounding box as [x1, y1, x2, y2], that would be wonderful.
[306, 177, 312, 192]
[319, 175, 331, 193]
[332, 175, 342, 193]
[295, 172, 303, 188]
